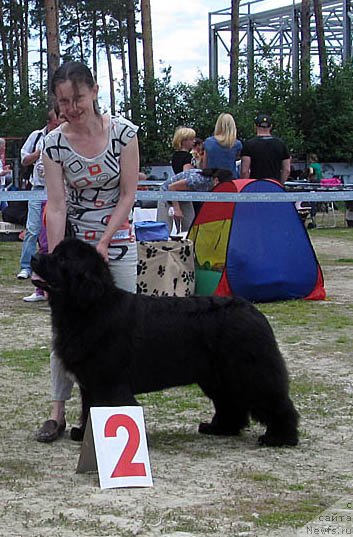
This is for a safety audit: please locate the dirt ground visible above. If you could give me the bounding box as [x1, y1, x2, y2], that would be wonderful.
[1, 232, 353, 537]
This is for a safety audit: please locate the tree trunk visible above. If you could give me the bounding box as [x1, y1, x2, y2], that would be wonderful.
[92, 9, 98, 81]
[126, 0, 140, 122]
[14, 15, 22, 92]
[38, 0, 45, 94]
[313, 0, 328, 83]
[101, 11, 116, 115]
[300, 0, 311, 91]
[9, 0, 15, 98]
[229, 0, 240, 106]
[0, 0, 12, 107]
[19, 0, 29, 96]
[117, 15, 129, 115]
[44, 0, 60, 96]
[75, 2, 84, 63]
[141, 0, 155, 115]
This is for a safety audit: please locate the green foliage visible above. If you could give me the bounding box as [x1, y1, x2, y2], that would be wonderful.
[2, 21, 353, 167]
[298, 63, 353, 161]
[233, 60, 305, 155]
[137, 68, 229, 165]
[137, 67, 188, 164]
[151, 59, 353, 164]
[137, 57, 318, 164]
[0, 92, 47, 140]
[182, 75, 229, 140]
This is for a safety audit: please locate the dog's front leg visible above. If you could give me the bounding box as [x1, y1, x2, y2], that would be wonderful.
[70, 385, 90, 442]
[102, 382, 139, 407]
[70, 383, 138, 442]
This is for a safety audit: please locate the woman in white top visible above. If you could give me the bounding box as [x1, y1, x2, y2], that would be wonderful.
[36, 61, 140, 443]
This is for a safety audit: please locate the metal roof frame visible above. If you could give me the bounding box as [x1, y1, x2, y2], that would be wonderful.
[209, 0, 352, 84]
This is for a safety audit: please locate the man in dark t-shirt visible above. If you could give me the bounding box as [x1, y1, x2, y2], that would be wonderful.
[240, 114, 290, 184]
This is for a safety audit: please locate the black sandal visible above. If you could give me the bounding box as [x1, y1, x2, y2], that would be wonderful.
[35, 419, 66, 443]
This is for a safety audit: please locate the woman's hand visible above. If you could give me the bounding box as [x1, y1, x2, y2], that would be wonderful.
[173, 205, 184, 220]
[96, 240, 109, 263]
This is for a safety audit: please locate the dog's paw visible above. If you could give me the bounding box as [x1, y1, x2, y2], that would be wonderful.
[70, 426, 85, 442]
[258, 433, 299, 447]
[198, 422, 241, 436]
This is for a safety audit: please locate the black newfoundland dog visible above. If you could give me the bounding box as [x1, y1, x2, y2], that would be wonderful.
[31, 238, 299, 447]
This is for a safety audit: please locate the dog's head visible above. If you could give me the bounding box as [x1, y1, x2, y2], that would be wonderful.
[31, 238, 114, 306]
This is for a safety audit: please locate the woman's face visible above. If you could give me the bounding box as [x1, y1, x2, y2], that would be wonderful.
[55, 80, 98, 123]
[182, 137, 195, 151]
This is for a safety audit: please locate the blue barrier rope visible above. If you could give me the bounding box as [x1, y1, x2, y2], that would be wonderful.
[2, 189, 353, 203]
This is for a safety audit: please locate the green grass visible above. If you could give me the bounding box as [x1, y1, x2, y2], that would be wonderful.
[0, 241, 22, 279]
[255, 497, 325, 529]
[1, 230, 353, 536]
[291, 376, 332, 397]
[259, 300, 352, 334]
[138, 383, 204, 411]
[242, 471, 280, 483]
[0, 459, 43, 480]
[308, 227, 353, 240]
[0, 346, 50, 374]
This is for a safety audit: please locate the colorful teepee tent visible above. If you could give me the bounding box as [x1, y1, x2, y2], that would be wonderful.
[188, 179, 325, 302]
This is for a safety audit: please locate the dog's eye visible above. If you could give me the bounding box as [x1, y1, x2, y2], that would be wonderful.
[55, 255, 66, 266]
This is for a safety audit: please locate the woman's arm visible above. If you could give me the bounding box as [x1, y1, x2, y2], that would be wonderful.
[43, 153, 67, 253]
[280, 158, 291, 184]
[0, 164, 11, 176]
[200, 151, 208, 169]
[97, 135, 140, 261]
[235, 140, 243, 160]
[168, 179, 189, 191]
[22, 150, 41, 167]
[168, 179, 190, 220]
[240, 156, 251, 179]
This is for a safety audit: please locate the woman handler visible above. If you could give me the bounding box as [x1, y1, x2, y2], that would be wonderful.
[36, 61, 140, 442]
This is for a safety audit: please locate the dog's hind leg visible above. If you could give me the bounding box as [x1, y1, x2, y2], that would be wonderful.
[198, 384, 250, 436]
[253, 395, 299, 447]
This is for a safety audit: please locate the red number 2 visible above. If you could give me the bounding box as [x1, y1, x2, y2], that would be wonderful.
[104, 414, 147, 478]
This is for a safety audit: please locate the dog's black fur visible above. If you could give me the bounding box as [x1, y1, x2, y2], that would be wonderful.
[31, 238, 299, 447]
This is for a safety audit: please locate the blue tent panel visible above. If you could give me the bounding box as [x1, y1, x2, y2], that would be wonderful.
[226, 180, 320, 302]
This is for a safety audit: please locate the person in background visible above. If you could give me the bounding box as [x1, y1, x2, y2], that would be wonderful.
[345, 202, 353, 227]
[191, 137, 204, 168]
[35, 61, 140, 443]
[22, 113, 67, 302]
[240, 113, 290, 184]
[202, 113, 242, 178]
[0, 138, 11, 214]
[171, 126, 196, 174]
[169, 126, 196, 231]
[157, 168, 233, 233]
[16, 109, 60, 280]
[306, 153, 323, 228]
[0, 138, 11, 190]
[190, 137, 205, 216]
[307, 153, 322, 183]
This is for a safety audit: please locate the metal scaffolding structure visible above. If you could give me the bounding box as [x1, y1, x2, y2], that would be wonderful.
[209, 0, 353, 85]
